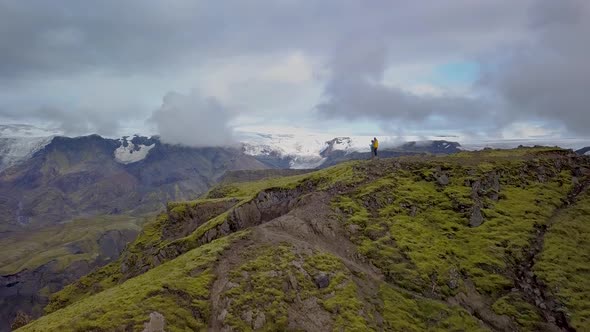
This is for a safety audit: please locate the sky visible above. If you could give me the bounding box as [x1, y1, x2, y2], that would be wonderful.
[0, 0, 589, 146]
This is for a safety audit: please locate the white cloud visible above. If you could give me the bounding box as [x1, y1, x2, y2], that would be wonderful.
[260, 52, 313, 84]
[150, 91, 235, 147]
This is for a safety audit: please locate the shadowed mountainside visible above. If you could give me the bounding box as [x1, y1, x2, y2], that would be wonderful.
[0, 135, 267, 230]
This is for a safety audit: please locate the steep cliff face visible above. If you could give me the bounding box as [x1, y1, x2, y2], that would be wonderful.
[16, 148, 590, 331]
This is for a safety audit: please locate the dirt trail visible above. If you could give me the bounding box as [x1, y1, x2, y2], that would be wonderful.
[208, 236, 256, 332]
[255, 192, 383, 281]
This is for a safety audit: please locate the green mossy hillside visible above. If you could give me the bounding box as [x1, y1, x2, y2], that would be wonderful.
[27, 148, 590, 331]
[335, 159, 573, 297]
[220, 243, 484, 331]
[46, 161, 366, 314]
[19, 232, 246, 332]
[46, 198, 237, 313]
[0, 215, 145, 275]
[221, 244, 371, 331]
[332, 149, 588, 330]
[534, 190, 590, 330]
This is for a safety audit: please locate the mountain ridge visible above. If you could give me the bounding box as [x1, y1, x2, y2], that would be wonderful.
[14, 147, 590, 331]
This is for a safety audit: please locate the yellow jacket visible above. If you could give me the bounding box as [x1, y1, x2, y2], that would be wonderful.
[372, 139, 379, 148]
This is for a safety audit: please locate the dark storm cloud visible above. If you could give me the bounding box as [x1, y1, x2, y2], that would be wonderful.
[479, 0, 590, 135]
[316, 0, 590, 135]
[0, 0, 528, 80]
[317, 40, 496, 131]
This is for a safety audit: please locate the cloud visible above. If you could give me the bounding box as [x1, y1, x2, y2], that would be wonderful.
[479, 0, 590, 135]
[2, 0, 589, 139]
[316, 41, 497, 132]
[150, 91, 235, 147]
[260, 52, 313, 84]
[0, 106, 120, 136]
[0, 1, 529, 82]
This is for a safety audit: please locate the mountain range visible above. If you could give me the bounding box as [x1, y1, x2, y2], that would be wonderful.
[1, 125, 589, 331]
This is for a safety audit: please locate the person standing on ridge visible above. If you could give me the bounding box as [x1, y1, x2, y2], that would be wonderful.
[372, 137, 379, 158]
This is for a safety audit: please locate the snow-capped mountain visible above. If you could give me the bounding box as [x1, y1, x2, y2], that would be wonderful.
[113, 136, 157, 164]
[2, 124, 588, 172]
[0, 125, 61, 171]
[236, 127, 590, 168]
[0, 126, 159, 171]
[236, 128, 463, 168]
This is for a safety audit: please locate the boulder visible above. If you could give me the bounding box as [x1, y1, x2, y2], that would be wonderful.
[142, 311, 165, 332]
[314, 272, 330, 289]
[469, 205, 484, 227]
[253, 312, 266, 329]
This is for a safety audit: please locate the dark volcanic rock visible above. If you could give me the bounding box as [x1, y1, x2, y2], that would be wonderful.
[469, 205, 484, 227]
[314, 272, 330, 289]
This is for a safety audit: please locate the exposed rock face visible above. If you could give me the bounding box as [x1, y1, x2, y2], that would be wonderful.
[469, 205, 484, 227]
[467, 171, 502, 227]
[197, 183, 315, 247]
[117, 183, 316, 286]
[163, 199, 240, 240]
[119, 199, 241, 280]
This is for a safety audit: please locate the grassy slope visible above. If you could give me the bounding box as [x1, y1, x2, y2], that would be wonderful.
[0, 215, 147, 275]
[45, 161, 364, 314]
[221, 243, 485, 331]
[19, 232, 246, 332]
[535, 190, 590, 329]
[19, 148, 590, 331]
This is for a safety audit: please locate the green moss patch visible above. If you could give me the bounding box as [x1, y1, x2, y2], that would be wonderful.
[333, 152, 580, 328]
[380, 284, 486, 331]
[535, 190, 590, 330]
[222, 244, 371, 331]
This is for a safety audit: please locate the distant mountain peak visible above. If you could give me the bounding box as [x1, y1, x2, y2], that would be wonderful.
[114, 137, 156, 164]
